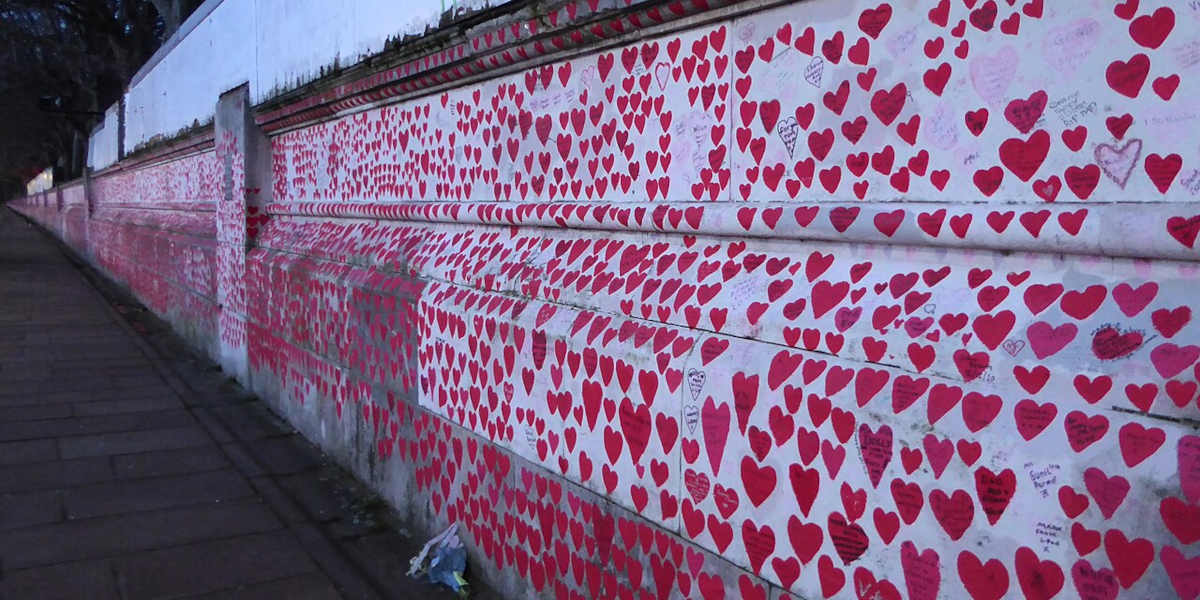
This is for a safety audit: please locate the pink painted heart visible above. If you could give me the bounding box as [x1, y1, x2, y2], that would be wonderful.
[1015, 547, 1064, 600]
[1150, 343, 1200, 379]
[1103, 529, 1154, 589]
[827, 511, 869, 565]
[1026, 321, 1077, 359]
[957, 551, 1009, 600]
[929, 488, 973, 540]
[1112, 282, 1157, 317]
[1168, 215, 1200, 248]
[858, 423, 893, 488]
[1013, 399, 1056, 441]
[900, 541, 940, 600]
[1162, 546, 1200, 600]
[1083, 467, 1129, 519]
[969, 45, 1018, 106]
[701, 396, 730, 476]
[1071, 560, 1119, 600]
[1161, 497, 1200, 545]
[974, 467, 1016, 525]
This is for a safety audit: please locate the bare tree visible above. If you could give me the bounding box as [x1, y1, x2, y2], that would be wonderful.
[0, 0, 199, 198]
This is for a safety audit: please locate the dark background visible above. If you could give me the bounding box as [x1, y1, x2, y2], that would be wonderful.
[0, 0, 203, 198]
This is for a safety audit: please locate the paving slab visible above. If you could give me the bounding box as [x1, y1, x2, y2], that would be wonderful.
[0, 557, 120, 600]
[0, 500, 283, 570]
[72, 394, 183, 416]
[0, 457, 115, 493]
[111, 531, 321, 599]
[111, 445, 231, 479]
[57, 425, 212, 458]
[0, 488, 64, 530]
[62, 469, 256, 519]
[187, 572, 343, 600]
[0, 409, 194, 442]
[0, 403, 73, 422]
[0, 438, 58, 464]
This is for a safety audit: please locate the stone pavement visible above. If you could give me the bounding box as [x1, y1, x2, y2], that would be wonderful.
[0, 208, 494, 599]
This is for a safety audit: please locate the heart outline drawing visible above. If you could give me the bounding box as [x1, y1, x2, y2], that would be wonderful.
[1094, 138, 1142, 189]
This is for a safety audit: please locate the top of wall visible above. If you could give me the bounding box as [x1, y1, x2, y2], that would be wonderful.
[102, 0, 742, 166]
[116, 0, 510, 153]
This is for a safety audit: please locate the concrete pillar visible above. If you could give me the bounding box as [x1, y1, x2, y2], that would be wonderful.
[214, 84, 269, 385]
[81, 168, 91, 261]
[54, 187, 63, 235]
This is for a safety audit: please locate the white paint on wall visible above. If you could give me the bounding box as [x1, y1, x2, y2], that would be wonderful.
[25, 168, 53, 195]
[114, 0, 498, 153]
[87, 106, 121, 170]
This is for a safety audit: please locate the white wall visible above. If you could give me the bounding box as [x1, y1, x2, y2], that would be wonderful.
[117, 0, 494, 152]
[87, 106, 121, 170]
[24, 168, 53, 195]
[125, 0, 255, 149]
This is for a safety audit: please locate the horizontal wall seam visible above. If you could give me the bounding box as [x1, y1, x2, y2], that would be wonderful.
[263, 201, 1200, 263]
[89, 217, 217, 242]
[97, 204, 217, 213]
[91, 140, 215, 179]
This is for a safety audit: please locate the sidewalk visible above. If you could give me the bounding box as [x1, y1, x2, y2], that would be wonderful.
[0, 208, 481, 600]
